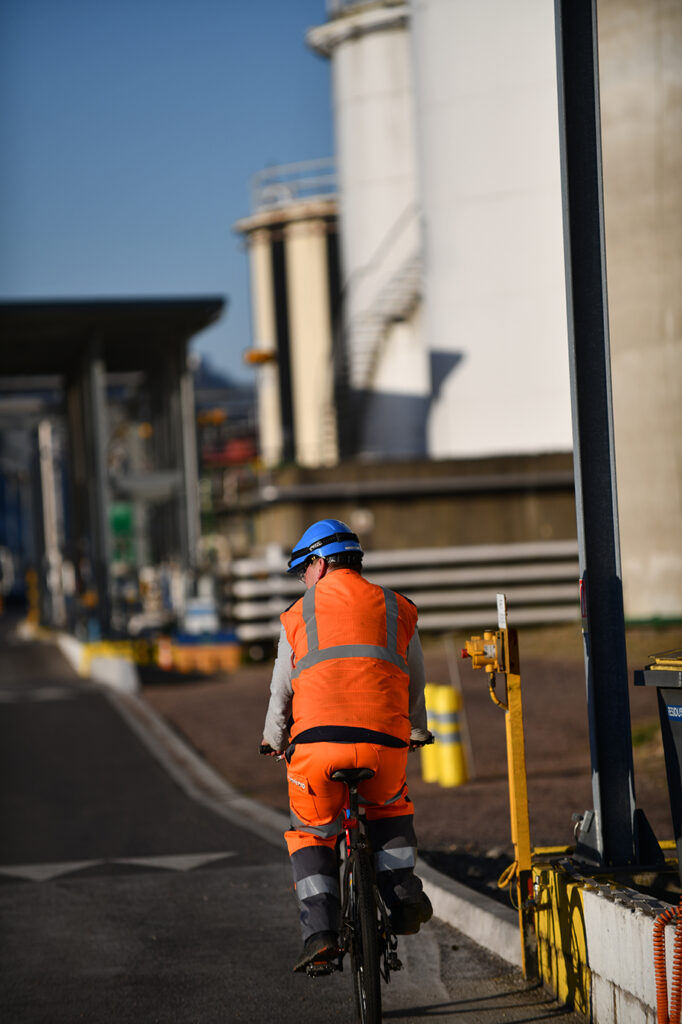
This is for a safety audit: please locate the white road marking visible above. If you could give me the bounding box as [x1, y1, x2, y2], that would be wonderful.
[0, 851, 237, 881]
[115, 851, 236, 872]
[0, 860, 97, 882]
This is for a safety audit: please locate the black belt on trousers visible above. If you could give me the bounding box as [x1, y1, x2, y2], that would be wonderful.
[286, 725, 408, 761]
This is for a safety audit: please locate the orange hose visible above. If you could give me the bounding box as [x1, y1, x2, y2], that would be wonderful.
[670, 896, 682, 1024]
[654, 904, 677, 1024]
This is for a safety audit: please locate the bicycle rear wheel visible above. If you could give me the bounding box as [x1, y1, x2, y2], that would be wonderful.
[349, 850, 382, 1024]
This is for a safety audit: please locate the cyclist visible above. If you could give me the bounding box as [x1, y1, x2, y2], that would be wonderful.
[261, 518, 433, 973]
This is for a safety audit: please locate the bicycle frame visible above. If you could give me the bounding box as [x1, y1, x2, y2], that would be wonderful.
[342, 784, 402, 983]
[305, 778, 402, 983]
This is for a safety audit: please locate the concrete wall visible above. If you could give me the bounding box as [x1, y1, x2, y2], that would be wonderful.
[598, 0, 682, 620]
[245, 452, 576, 555]
[534, 854, 679, 1023]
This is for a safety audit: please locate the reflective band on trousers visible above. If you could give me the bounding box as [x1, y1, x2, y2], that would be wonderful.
[359, 783, 405, 807]
[292, 586, 408, 679]
[296, 873, 340, 901]
[290, 807, 345, 838]
[375, 846, 416, 872]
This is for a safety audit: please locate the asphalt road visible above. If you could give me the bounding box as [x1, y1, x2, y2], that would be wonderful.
[0, 626, 583, 1023]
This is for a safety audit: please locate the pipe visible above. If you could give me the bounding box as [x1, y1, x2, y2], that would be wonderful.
[671, 897, 682, 1024]
[653, 895, 682, 1024]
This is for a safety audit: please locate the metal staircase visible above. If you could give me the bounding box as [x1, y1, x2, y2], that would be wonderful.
[349, 252, 422, 390]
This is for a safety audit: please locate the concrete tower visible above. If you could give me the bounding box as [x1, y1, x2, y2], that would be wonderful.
[598, 0, 682, 619]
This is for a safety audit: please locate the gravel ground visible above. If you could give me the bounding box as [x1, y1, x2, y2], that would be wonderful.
[141, 624, 678, 906]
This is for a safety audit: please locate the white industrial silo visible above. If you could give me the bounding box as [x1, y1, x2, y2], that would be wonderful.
[408, 0, 573, 458]
[308, 1, 429, 458]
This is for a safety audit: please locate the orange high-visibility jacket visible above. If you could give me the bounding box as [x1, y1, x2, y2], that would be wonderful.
[281, 569, 418, 745]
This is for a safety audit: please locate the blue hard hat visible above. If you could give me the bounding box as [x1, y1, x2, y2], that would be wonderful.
[287, 519, 363, 574]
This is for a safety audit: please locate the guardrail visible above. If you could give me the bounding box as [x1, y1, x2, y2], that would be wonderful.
[326, 0, 404, 14]
[250, 158, 337, 212]
[227, 539, 580, 642]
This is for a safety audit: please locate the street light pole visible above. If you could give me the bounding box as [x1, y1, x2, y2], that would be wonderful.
[554, 0, 637, 866]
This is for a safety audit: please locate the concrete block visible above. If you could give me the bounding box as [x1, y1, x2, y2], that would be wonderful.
[89, 656, 140, 695]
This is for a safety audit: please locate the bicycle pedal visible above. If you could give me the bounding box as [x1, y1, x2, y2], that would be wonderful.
[306, 960, 338, 977]
[387, 953, 402, 971]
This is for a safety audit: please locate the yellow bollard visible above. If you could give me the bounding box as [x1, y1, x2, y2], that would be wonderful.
[421, 683, 441, 782]
[434, 684, 468, 787]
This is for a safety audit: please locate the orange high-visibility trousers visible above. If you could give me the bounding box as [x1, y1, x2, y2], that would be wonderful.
[284, 741, 411, 855]
[284, 741, 423, 940]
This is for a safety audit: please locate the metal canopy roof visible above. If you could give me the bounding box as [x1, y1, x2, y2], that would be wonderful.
[0, 297, 226, 376]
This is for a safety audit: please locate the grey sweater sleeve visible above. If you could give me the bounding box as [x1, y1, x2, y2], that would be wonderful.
[408, 626, 429, 741]
[262, 624, 294, 751]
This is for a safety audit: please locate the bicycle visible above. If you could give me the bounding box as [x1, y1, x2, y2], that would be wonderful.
[260, 738, 432, 1023]
[308, 766, 402, 1024]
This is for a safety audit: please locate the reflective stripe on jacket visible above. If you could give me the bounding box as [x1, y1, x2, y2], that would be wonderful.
[281, 569, 418, 744]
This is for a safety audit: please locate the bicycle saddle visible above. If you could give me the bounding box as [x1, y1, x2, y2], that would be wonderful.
[331, 767, 375, 783]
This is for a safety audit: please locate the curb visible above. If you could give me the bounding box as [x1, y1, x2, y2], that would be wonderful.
[55, 632, 140, 695]
[419, 861, 521, 967]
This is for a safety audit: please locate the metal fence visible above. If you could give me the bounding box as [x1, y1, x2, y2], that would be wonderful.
[227, 539, 580, 642]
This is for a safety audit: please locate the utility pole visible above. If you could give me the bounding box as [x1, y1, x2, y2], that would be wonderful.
[554, 0, 637, 866]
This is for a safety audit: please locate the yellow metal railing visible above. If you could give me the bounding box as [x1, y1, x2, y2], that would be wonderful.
[462, 594, 537, 980]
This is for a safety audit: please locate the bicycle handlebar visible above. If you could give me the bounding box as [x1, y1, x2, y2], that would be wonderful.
[409, 732, 434, 750]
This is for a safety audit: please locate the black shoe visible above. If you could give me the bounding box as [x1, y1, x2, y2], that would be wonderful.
[293, 930, 339, 973]
[390, 892, 433, 935]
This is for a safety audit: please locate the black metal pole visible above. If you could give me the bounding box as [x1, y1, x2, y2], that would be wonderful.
[554, 0, 636, 866]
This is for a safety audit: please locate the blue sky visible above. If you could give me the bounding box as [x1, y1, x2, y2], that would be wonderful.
[0, 0, 333, 382]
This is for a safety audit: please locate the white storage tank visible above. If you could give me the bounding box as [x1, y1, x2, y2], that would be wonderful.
[409, 0, 573, 458]
[308, 1, 429, 458]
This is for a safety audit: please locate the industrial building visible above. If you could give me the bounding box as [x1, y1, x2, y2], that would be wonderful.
[236, 0, 681, 623]
[0, 297, 229, 637]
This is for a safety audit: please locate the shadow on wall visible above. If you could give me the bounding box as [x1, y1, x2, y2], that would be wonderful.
[356, 351, 464, 458]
